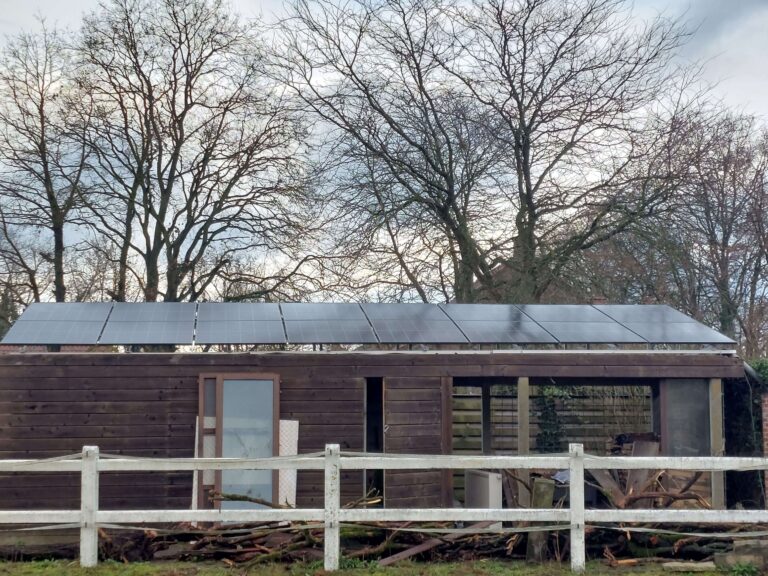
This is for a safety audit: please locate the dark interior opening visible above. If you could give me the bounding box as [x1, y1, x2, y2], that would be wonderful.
[365, 377, 384, 504]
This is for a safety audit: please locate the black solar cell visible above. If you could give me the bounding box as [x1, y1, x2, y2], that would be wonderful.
[281, 303, 366, 320]
[2, 320, 105, 345]
[197, 303, 281, 322]
[622, 322, 735, 344]
[284, 319, 377, 343]
[196, 320, 286, 344]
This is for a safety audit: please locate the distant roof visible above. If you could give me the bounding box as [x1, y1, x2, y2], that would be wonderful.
[0, 302, 735, 347]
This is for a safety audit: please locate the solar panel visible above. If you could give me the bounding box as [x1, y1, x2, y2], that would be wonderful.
[2, 320, 105, 345]
[371, 318, 467, 344]
[20, 302, 113, 322]
[362, 303, 448, 320]
[517, 305, 613, 323]
[537, 322, 646, 344]
[440, 304, 529, 322]
[284, 320, 378, 344]
[197, 303, 281, 322]
[196, 321, 286, 344]
[109, 302, 197, 322]
[623, 322, 735, 344]
[0, 301, 735, 347]
[281, 303, 366, 321]
[595, 304, 695, 324]
[99, 321, 195, 344]
[456, 320, 556, 344]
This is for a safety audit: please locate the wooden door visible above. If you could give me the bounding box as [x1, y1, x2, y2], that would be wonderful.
[383, 376, 451, 508]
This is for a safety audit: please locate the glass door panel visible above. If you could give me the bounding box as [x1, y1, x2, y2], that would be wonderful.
[221, 378, 274, 509]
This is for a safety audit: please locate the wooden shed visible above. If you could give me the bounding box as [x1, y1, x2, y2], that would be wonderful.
[0, 303, 743, 511]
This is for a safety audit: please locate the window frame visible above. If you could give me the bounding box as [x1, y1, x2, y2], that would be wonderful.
[197, 372, 280, 509]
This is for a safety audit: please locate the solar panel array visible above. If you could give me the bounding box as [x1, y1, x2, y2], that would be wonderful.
[1, 302, 736, 346]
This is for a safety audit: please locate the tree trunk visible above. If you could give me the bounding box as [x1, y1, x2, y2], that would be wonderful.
[52, 219, 66, 302]
[144, 253, 160, 302]
[114, 201, 136, 302]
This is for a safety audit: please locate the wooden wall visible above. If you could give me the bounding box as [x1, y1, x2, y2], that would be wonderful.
[384, 376, 449, 509]
[0, 352, 742, 511]
[453, 385, 652, 455]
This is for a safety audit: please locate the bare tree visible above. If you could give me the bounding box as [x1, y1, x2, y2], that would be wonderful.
[277, 0, 510, 302]
[0, 25, 91, 302]
[572, 112, 768, 357]
[77, 0, 314, 302]
[277, 0, 696, 302]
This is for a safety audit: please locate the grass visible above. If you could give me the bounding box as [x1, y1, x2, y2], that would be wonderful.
[0, 560, 724, 576]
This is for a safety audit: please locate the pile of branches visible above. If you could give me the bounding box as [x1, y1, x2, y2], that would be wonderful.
[99, 520, 765, 566]
[95, 484, 763, 566]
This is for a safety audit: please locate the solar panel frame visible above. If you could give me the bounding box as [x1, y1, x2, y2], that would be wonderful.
[195, 321, 287, 344]
[197, 303, 281, 322]
[284, 319, 378, 344]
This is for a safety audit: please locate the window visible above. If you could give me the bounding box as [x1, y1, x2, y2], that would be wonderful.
[198, 373, 280, 508]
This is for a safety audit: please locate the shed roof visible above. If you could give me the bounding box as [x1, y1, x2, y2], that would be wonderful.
[0, 302, 735, 347]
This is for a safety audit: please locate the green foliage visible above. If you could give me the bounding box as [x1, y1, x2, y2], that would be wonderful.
[730, 562, 760, 576]
[534, 386, 569, 453]
[724, 360, 768, 507]
[750, 358, 768, 384]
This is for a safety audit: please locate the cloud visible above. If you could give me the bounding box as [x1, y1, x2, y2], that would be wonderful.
[676, 0, 767, 54]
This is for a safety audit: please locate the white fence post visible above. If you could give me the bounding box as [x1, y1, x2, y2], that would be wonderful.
[80, 445, 100, 567]
[324, 444, 341, 571]
[569, 443, 585, 573]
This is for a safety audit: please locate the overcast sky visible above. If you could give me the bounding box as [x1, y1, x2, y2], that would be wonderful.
[0, 0, 766, 119]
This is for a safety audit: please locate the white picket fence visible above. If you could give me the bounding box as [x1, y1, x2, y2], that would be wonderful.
[2, 444, 768, 572]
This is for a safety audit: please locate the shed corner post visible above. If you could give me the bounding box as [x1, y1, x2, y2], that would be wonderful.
[80, 445, 100, 568]
[568, 443, 585, 574]
[709, 378, 725, 509]
[324, 443, 341, 571]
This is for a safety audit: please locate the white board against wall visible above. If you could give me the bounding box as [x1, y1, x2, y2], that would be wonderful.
[279, 420, 300, 507]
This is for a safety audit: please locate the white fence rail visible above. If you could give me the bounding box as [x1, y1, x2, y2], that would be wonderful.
[2, 444, 768, 572]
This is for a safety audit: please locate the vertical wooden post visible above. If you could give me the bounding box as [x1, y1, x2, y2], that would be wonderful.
[80, 446, 99, 567]
[440, 376, 453, 507]
[525, 477, 555, 561]
[481, 383, 492, 455]
[569, 443, 586, 573]
[324, 444, 341, 571]
[517, 377, 531, 507]
[709, 378, 725, 509]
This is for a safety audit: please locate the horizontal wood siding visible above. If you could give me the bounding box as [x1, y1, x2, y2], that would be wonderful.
[281, 377, 364, 507]
[0, 351, 741, 511]
[384, 377, 444, 508]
